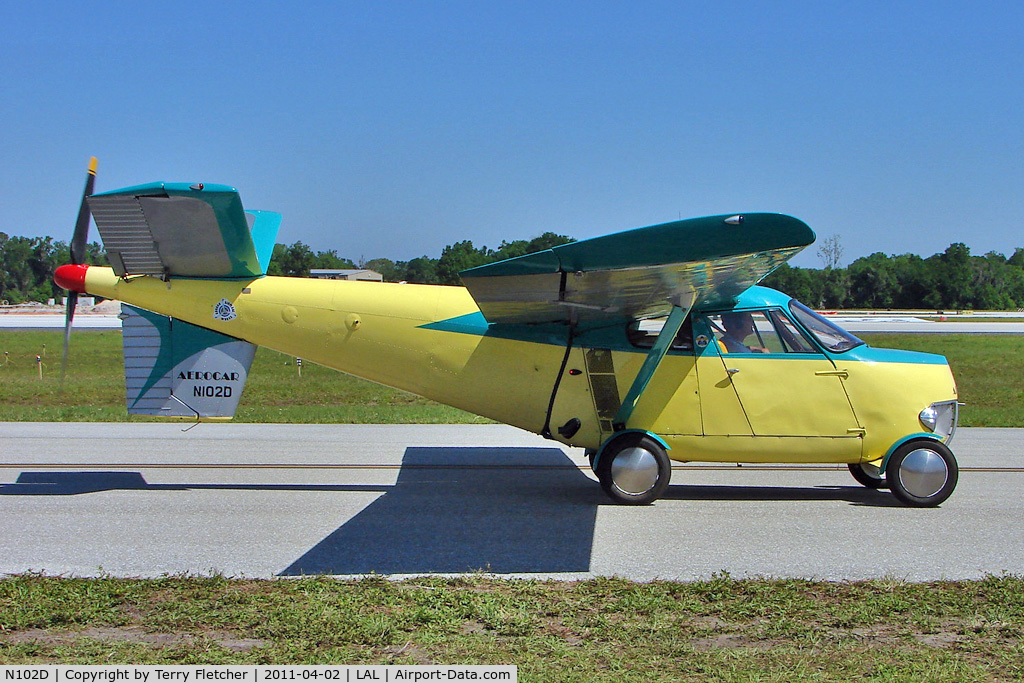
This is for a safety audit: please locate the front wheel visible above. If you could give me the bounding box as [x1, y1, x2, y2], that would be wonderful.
[885, 440, 958, 507]
[595, 433, 671, 505]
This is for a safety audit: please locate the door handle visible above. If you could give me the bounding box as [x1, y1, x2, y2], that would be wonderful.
[726, 368, 740, 375]
[815, 370, 848, 379]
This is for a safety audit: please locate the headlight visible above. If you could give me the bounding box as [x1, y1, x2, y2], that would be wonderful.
[919, 401, 959, 442]
[919, 406, 938, 431]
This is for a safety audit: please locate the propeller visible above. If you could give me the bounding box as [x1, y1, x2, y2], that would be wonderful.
[59, 156, 97, 389]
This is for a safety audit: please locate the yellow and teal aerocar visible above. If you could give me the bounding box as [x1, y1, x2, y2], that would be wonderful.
[54, 174, 960, 507]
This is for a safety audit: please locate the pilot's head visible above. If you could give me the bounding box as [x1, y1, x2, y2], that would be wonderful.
[722, 312, 754, 336]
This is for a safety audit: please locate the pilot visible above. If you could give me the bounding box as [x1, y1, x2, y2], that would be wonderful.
[720, 312, 769, 353]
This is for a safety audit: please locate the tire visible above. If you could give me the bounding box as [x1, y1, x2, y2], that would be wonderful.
[586, 449, 597, 474]
[885, 440, 958, 507]
[595, 433, 671, 505]
[848, 461, 887, 489]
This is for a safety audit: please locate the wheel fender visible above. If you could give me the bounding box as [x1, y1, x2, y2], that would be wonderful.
[592, 430, 669, 472]
[880, 433, 945, 471]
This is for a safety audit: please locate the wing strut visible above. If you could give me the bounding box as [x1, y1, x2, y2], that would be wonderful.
[541, 323, 575, 439]
[612, 303, 690, 431]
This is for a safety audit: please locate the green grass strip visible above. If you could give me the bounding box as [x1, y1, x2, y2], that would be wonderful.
[0, 574, 1022, 679]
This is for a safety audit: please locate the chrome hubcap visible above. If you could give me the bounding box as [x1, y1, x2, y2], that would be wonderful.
[899, 448, 948, 498]
[610, 447, 659, 495]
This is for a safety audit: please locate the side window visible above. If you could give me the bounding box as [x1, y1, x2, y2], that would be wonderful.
[704, 309, 817, 354]
[627, 314, 694, 351]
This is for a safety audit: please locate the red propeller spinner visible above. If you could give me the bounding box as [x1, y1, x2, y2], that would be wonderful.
[54, 263, 89, 293]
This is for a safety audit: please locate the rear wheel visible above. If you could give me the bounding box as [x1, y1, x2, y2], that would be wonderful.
[595, 433, 671, 505]
[848, 461, 887, 489]
[885, 440, 958, 507]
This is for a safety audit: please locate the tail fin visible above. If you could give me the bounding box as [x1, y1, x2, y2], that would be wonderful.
[120, 305, 255, 419]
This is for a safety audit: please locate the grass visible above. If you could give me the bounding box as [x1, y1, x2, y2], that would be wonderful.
[0, 330, 1021, 426]
[0, 574, 1022, 678]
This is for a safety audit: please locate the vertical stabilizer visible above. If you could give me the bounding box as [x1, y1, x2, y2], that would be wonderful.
[120, 305, 256, 418]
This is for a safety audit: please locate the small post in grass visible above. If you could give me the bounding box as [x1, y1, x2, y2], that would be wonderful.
[296, 357, 303, 378]
[36, 355, 43, 380]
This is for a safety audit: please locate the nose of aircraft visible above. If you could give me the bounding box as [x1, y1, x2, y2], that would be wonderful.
[54, 264, 89, 293]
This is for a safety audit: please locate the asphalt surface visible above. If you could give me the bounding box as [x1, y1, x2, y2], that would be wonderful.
[2, 423, 1022, 581]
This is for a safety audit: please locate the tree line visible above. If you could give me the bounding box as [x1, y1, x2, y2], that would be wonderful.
[0, 234, 106, 304]
[3, 230, 1024, 311]
[0, 231, 574, 304]
[265, 232, 575, 285]
[763, 243, 1024, 311]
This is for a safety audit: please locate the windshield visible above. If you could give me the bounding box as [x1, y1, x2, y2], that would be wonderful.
[789, 300, 864, 353]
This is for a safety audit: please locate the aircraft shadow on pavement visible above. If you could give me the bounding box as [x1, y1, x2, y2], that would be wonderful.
[280, 447, 602, 576]
[0, 471, 391, 496]
[0, 447, 604, 575]
[661, 483, 900, 507]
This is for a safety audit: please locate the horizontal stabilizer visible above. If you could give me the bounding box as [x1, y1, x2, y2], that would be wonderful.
[87, 183, 280, 279]
[460, 213, 814, 326]
[120, 305, 256, 419]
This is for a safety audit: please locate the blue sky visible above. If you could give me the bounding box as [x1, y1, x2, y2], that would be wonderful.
[3, 1, 1022, 268]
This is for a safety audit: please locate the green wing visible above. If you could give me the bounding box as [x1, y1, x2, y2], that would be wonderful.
[460, 213, 814, 328]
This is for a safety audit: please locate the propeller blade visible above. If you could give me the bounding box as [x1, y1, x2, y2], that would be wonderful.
[61, 157, 97, 391]
[70, 156, 97, 265]
[59, 291, 78, 389]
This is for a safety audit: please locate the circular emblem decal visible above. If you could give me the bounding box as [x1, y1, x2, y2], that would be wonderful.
[213, 299, 237, 321]
[696, 334, 709, 348]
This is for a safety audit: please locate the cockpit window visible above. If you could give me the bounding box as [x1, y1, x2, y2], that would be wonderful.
[789, 300, 864, 353]
[627, 314, 694, 350]
[704, 309, 817, 354]
[705, 311, 779, 353]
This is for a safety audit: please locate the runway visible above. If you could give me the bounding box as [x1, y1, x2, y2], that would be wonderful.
[3, 423, 1022, 581]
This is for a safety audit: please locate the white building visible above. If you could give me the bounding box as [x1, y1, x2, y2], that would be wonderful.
[309, 269, 384, 282]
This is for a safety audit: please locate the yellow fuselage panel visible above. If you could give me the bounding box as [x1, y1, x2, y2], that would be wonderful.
[621, 353, 701, 436]
[707, 356, 861, 439]
[841, 360, 957, 461]
[694, 355, 752, 437]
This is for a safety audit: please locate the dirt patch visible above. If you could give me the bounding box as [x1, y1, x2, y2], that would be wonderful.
[460, 620, 488, 635]
[913, 632, 965, 648]
[845, 625, 901, 643]
[688, 615, 733, 629]
[1, 626, 266, 651]
[383, 640, 433, 664]
[540, 616, 583, 646]
[689, 634, 778, 651]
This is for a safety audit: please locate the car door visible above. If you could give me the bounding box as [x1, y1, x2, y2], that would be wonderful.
[699, 309, 863, 458]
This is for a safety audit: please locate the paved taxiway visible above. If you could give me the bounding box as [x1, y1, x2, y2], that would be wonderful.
[1, 423, 1022, 581]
